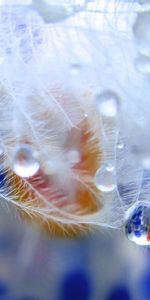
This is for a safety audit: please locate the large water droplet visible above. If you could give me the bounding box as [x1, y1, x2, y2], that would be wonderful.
[125, 202, 150, 246]
[95, 165, 116, 192]
[135, 55, 150, 74]
[32, 0, 85, 23]
[133, 12, 150, 56]
[12, 144, 39, 178]
[94, 90, 120, 118]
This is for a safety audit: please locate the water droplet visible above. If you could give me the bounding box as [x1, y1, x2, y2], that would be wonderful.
[135, 55, 150, 74]
[94, 90, 120, 118]
[142, 156, 150, 169]
[133, 12, 150, 56]
[67, 150, 80, 165]
[32, 0, 85, 23]
[95, 166, 116, 192]
[105, 163, 115, 172]
[12, 144, 39, 178]
[125, 202, 150, 246]
[117, 142, 124, 150]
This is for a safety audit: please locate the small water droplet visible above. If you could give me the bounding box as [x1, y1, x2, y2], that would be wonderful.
[32, 0, 85, 23]
[142, 156, 150, 169]
[12, 144, 39, 178]
[95, 166, 116, 192]
[117, 142, 124, 150]
[105, 163, 115, 172]
[125, 202, 150, 246]
[133, 12, 150, 56]
[135, 55, 150, 74]
[94, 90, 120, 118]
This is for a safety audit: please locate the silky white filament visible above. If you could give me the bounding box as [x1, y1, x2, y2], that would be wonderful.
[0, 0, 149, 240]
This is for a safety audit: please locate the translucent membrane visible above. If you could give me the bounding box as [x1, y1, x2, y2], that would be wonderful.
[0, 1, 149, 239]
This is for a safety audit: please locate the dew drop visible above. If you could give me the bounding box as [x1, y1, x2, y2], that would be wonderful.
[133, 12, 150, 56]
[105, 163, 115, 172]
[12, 144, 39, 178]
[135, 55, 150, 74]
[94, 90, 120, 118]
[95, 165, 116, 192]
[141, 156, 150, 170]
[32, 0, 85, 23]
[117, 142, 124, 150]
[125, 202, 150, 246]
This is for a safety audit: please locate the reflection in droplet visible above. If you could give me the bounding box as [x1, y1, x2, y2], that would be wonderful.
[94, 90, 120, 118]
[12, 144, 39, 178]
[95, 166, 116, 192]
[135, 55, 150, 74]
[32, 0, 86, 23]
[125, 202, 150, 246]
[105, 163, 114, 172]
[133, 12, 150, 56]
[117, 142, 124, 150]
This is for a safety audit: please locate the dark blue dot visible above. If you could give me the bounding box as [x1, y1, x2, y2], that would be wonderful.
[61, 269, 91, 300]
[134, 230, 142, 237]
[107, 285, 131, 300]
[132, 218, 141, 226]
[0, 171, 7, 188]
[0, 281, 9, 297]
[125, 225, 132, 234]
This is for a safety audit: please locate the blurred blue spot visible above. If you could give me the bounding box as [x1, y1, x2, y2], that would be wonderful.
[0, 281, 9, 297]
[8, 298, 41, 300]
[0, 171, 7, 188]
[139, 270, 150, 300]
[107, 285, 131, 300]
[61, 269, 91, 300]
